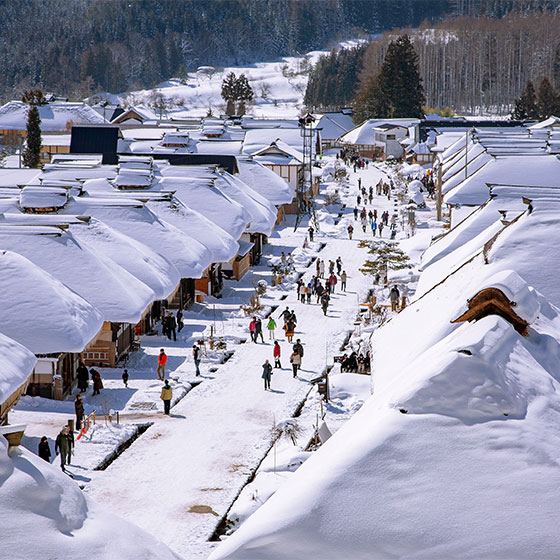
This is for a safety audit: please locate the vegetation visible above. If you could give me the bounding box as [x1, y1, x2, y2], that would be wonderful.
[360, 242, 411, 281]
[353, 35, 425, 122]
[221, 73, 254, 116]
[22, 90, 43, 168]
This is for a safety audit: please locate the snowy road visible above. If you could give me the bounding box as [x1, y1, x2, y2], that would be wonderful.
[82, 163, 401, 559]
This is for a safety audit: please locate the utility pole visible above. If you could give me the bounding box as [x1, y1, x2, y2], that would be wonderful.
[295, 113, 319, 231]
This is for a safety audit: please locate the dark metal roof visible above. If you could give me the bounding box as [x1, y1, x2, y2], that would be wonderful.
[70, 126, 120, 164]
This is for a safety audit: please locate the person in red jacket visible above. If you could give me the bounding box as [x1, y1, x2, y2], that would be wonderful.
[157, 348, 167, 380]
[273, 341, 281, 368]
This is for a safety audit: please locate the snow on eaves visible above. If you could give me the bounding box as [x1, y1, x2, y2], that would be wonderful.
[0, 332, 36, 406]
[0, 250, 103, 354]
[237, 158, 295, 205]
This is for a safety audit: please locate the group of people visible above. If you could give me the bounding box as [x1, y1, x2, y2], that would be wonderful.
[280, 251, 295, 271]
[262, 338, 305, 390]
[340, 351, 371, 374]
[38, 424, 75, 473]
[162, 309, 183, 341]
[76, 361, 103, 395]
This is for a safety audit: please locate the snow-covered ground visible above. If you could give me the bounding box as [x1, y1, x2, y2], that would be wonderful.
[12, 156, 433, 559]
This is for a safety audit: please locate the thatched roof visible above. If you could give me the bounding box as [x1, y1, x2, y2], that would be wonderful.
[451, 287, 529, 336]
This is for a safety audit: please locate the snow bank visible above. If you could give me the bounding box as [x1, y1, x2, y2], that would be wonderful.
[0, 333, 36, 406]
[0, 437, 180, 559]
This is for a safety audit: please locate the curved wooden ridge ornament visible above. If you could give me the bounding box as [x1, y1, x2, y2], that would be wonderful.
[451, 287, 529, 336]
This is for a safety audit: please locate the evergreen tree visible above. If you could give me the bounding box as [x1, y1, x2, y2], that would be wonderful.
[360, 242, 411, 281]
[235, 74, 254, 102]
[23, 105, 42, 168]
[511, 80, 538, 119]
[221, 72, 238, 115]
[354, 35, 425, 121]
[536, 77, 560, 119]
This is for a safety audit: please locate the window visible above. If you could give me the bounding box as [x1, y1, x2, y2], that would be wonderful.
[386, 134, 396, 140]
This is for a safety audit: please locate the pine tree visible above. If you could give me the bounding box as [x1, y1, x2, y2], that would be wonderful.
[536, 77, 560, 119]
[359, 242, 411, 281]
[511, 80, 538, 120]
[234, 73, 254, 115]
[23, 105, 42, 168]
[221, 72, 238, 116]
[354, 35, 425, 121]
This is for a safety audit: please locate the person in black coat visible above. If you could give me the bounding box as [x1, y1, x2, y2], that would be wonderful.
[167, 311, 177, 341]
[77, 362, 89, 393]
[254, 317, 264, 343]
[75, 394, 84, 431]
[38, 436, 51, 462]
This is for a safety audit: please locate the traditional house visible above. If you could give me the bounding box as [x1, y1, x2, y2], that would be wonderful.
[314, 110, 354, 152]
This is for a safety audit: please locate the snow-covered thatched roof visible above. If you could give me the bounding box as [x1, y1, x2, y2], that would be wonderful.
[0, 101, 106, 131]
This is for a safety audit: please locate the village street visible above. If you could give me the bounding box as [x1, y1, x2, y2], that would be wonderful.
[14, 159, 432, 560]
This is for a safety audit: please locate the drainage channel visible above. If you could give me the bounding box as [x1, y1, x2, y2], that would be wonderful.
[94, 422, 153, 471]
[208, 367, 328, 542]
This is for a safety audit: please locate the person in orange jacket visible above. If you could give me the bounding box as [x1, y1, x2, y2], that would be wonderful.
[157, 348, 167, 380]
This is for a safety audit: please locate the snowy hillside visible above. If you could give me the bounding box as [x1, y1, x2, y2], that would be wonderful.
[92, 42, 363, 119]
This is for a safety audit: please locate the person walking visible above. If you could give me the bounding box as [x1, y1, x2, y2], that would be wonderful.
[319, 260, 325, 278]
[353, 206, 358, 220]
[267, 316, 277, 340]
[193, 344, 201, 376]
[306, 280, 313, 303]
[329, 273, 337, 293]
[38, 436, 51, 463]
[255, 317, 264, 343]
[321, 292, 330, 316]
[336, 257, 342, 275]
[293, 339, 304, 370]
[177, 308, 184, 332]
[262, 359, 273, 390]
[347, 224, 354, 239]
[249, 317, 257, 343]
[315, 258, 321, 277]
[299, 282, 306, 303]
[287, 253, 294, 269]
[157, 349, 167, 380]
[77, 361, 89, 393]
[315, 280, 324, 303]
[390, 285, 400, 312]
[361, 214, 368, 233]
[280, 305, 291, 326]
[160, 379, 173, 415]
[378, 222, 384, 237]
[284, 318, 296, 343]
[308, 225, 314, 242]
[91, 368, 103, 395]
[341, 270, 347, 291]
[162, 311, 169, 338]
[273, 341, 281, 368]
[167, 311, 177, 341]
[280, 252, 287, 268]
[74, 394, 84, 431]
[122, 368, 129, 387]
[289, 350, 301, 378]
[55, 425, 72, 472]
[370, 220, 377, 237]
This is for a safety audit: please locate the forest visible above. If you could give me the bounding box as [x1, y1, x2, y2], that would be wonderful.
[0, 0, 551, 103]
[305, 9, 560, 115]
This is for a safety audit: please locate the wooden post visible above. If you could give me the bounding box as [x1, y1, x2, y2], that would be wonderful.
[437, 162, 442, 221]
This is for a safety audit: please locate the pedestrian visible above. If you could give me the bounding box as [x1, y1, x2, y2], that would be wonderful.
[280, 305, 291, 326]
[329, 273, 337, 293]
[287, 253, 294, 269]
[289, 350, 301, 378]
[319, 260, 325, 278]
[262, 359, 273, 390]
[390, 223, 397, 240]
[255, 317, 264, 343]
[77, 361, 89, 393]
[347, 224, 354, 239]
[177, 308, 184, 332]
[266, 316, 277, 340]
[358, 178, 362, 189]
[299, 282, 306, 303]
[167, 311, 177, 341]
[321, 292, 330, 316]
[293, 339, 304, 368]
[390, 285, 400, 312]
[55, 426, 71, 472]
[273, 341, 281, 368]
[341, 270, 347, 291]
[357, 195, 361, 206]
[315, 258, 321, 277]
[329, 260, 335, 275]
[74, 393, 84, 431]
[378, 222, 384, 237]
[315, 281, 324, 303]
[162, 311, 169, 338]
[157, 349, 167, 380]
[38, 436, 51, 463]
[280, 252, 286, 267]
[306, 281, 312, 303]
[249, 317, 257, 343]
[193, 344, 201, 376]
[160, 379, 172, 415]
[308, 225, 314, 242]
[353, 206, 358, 220]
[122, 368, 129, 387]
[371, 220, 377, 237]
[361, 215, 367, 233]
[284, 319, 296, 343]
[91, 368, 103, 395]
[336, 257, 342, 275]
